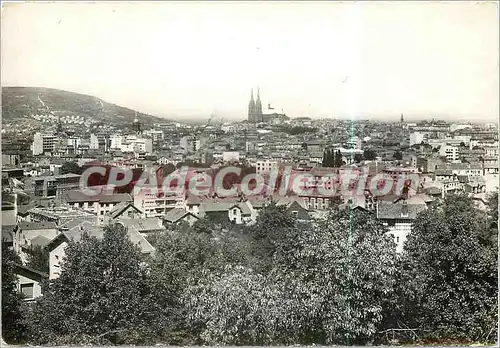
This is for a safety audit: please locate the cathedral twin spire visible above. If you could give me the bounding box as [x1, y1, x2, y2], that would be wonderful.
[248, 88, 263, 123]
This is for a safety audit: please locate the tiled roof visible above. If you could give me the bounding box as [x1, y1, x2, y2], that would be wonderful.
[59, 217, 96, 230]
[376, 201, 426, 220]
[18, 221, 57, 230]
[14, 264, 49, 279]
[28, 235, 51, 248]
[64, 190, 132, 204]
[164, 208, 193, 223]
[119, 218, 164, 232]
[108, 202, 141, 219]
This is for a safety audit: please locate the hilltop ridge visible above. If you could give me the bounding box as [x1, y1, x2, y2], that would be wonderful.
[1, 86, 169, 126]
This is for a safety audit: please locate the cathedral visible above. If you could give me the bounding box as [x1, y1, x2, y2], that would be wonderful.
[247, 88, 289, 124]
[247, 88, 263, 123]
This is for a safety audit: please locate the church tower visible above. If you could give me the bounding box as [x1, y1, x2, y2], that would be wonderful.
[133, 111, 141, 133]
[255, 88, 263, 122]
[248, 89, 255, 122]
[56, 114, 63, 135]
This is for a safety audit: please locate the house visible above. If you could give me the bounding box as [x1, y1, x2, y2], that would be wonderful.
[164, 208, 200, 226]
[15, 264, 48, 301]
[376, 200, 427, 253]
[184, 194, 204, 216]
[199, 200, 257, 225]
[15, 221, 58, 256]
[228, 201, 255, 224]
[64, 190, 133, 225]
[274, 196, 311, 221]
[118, 217, 166, 237]
[45, 223, 155, 280]
[103, 202, 143, 225]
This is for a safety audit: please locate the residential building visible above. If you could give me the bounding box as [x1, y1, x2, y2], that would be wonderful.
[32, 133, 58, 156]
[63, 190, 133, 225]
[376, 200, 427, 253]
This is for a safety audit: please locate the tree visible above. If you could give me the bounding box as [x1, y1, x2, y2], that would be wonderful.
[398, 195, 497, 342]
[363, 149, 377, 161]
[148, 221, 254, 344]
[28, 224, 163, 345]
[354, 153, 363, 163]
[183, 265, 286, 345]
[2, 244, 27, 344]
[274, 208, 397, 344]
[322, 149, 335, 167]
[247, 203, 301, 274]
[393, 151, 403, 161]
[25, 245, 49, 274]
[60, 161, 82, 175]
[334, 150, 343, 167]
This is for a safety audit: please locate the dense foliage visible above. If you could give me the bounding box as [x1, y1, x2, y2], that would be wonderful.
[1, 244, 27, 344]
[2, 194, 497, 345]
[322, 149, 343, 167]
[26, 225, 164, 345]
[25, 245, 50, 274]
[397, 195, 497, 342]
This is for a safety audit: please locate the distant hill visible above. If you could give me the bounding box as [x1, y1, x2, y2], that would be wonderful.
[1, 86, 168, 125]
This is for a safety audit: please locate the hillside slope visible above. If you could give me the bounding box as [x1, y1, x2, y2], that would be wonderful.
[1, 86, 167, 125]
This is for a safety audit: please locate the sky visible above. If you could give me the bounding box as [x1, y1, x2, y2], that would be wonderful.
[1, 1, 499, 122]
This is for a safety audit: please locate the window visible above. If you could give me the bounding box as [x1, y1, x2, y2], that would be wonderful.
[21, 283, 34, 299]
[291, 211, 299, 218]
[396, 236, 400, 243]
[128, 210, 134, 217]
[233, 208, 237, 215]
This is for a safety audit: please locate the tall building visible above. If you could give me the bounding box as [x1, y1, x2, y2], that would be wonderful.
[56, 114, 63, 135]
[90, 133, 99, 150]
[32, 133, 58, 156]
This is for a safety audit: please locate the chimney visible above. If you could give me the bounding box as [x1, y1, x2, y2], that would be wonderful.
[401, 201, 409, 217]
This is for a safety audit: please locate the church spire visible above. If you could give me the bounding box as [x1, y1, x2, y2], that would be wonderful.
[255, 87, 263, 122]
[248, 89, 256, 122]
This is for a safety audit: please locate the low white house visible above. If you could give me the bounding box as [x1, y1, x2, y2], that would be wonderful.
[15, 264, 48, 301]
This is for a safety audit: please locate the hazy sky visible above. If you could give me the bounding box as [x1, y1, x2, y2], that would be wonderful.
[2, 1, 498, 121]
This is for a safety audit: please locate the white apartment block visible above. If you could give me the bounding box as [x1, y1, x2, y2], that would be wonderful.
[90, 133, 99, 150]
[110, 134, 153, 154]
[133, 188, 184, 218]
[143, 129, 164, 142]
[32, 133, 58, 156]
[440, 144, 460, 162]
